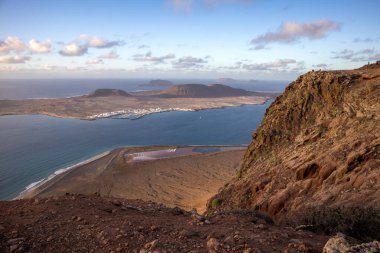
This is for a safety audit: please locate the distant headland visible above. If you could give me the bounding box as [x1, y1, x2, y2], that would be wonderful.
[0, 83, 276, 120]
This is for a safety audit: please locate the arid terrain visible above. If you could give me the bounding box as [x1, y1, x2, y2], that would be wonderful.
[211, 64, 380, 239]
[0, 84, 272, 120]
[1, 65, 380, 252]
[0, 194, 330, 253]
[22, 146, 246, 213]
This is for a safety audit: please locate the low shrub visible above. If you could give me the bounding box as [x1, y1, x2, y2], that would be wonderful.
[293, 206, 380, 241]
[211, 198, 222, 209]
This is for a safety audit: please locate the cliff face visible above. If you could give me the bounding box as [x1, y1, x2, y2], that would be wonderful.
[211, 64, 380, 220]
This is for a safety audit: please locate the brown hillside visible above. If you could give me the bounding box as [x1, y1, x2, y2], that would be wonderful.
[156, 84, 260, 98]
[210, 64, 380, 224]
[0, 194, 329, 253]
[87, 89, 131, 97]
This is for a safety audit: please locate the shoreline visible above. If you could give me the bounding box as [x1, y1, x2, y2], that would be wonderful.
[15, 145, 248, 201]
[0, 95, 272, 121]
[15, 150, 112, 200]
[86, 99, 271, 120]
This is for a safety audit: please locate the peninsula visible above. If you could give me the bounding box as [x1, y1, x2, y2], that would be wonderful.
[0, 84, 275, 120]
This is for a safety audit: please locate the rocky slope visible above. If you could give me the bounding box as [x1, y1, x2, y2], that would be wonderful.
[0, 194, 329, 253]
[210, 64, 380, 236]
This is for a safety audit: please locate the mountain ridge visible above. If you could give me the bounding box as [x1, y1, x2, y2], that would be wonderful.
[87, 89, 131, 97]
[208, 64, 380, 235]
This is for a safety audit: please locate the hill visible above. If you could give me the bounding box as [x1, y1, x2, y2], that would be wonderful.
[209, 64, 380, 239]
[155, 84, 261, 98]
[87, 89, 131, 97]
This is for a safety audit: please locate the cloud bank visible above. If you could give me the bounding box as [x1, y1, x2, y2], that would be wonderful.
[133, 51, 175, 63]
[59, 35, 123, 57]
[251, 20, 341, 50]
[172, 56, 208, 68]
[332, 48, 379, 62]
[29, 39, 51, 53]
[0, 36, 26, 54]
[0, 55, 31, 64]
[59, 43, 88, 56]
[79, 34, 123, 48]
[243, 59, 296, 71]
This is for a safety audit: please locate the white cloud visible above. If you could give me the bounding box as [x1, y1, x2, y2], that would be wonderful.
[133, 51, 175, 63]
[242, 59, 297, 71]
[79, 34, 122, 48]
[28, 39, 52, 53]
[86, 58, 104, 65]
[312, 63, 328, 69]
[0, 55, 31, 64]
[99, 49, 119, 59]
[251, 20, 341, 49]
[332, 48, 379, 62]
[59, 43, 88, 56]
[0, 36, 26, 54]
[172, 56, 208, 68]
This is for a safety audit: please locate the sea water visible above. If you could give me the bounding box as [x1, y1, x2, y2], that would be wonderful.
[0, 78, 287, 99]
[0, 101, 272, 199]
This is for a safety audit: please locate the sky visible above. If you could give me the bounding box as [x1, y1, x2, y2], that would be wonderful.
[0, 0, 379, 80]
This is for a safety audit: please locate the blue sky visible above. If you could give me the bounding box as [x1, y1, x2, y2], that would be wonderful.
[0, 0, 379, 80]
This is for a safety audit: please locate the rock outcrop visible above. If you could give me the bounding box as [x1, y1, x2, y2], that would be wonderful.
[323, 233, 380, 253]
[210, 64, 380, 235]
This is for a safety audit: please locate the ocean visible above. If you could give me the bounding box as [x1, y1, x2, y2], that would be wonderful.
[0, 79, 284, 200]
[0, 78, 287, 99]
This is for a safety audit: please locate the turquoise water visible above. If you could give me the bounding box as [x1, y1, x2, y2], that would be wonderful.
[0, 101, 271, 200]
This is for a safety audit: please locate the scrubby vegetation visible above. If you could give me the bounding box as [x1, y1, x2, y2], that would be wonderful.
[293, 206, 380, 241]
[211, 198, 222, 208]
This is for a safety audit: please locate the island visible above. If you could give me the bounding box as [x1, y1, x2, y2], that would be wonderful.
[0, 83, 277, 120]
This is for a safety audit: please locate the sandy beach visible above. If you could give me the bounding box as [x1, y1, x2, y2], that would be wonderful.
[22, 146, 246, 213]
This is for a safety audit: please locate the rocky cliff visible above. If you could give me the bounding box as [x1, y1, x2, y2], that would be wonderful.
[210, 64, 380, 230]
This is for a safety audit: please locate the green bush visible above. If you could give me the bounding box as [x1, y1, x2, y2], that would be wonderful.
[211, 198, 222, 209]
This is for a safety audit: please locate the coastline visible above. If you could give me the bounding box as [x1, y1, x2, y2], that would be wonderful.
[16, 145, 248, 212]
[16, 150, 112, 199]
[0, 95, 271, 121]
[85, 98, 271, 120]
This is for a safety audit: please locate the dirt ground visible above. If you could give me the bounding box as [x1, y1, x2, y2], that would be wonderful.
[0, 194, 329, 253]
[24, 147, 245, 213]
